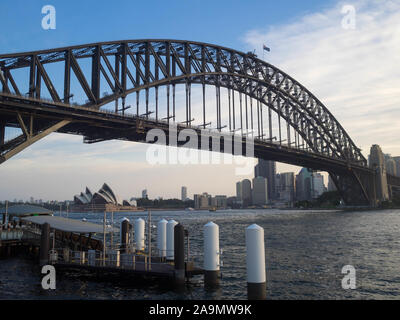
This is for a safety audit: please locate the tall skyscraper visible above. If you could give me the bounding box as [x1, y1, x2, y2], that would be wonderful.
[194, 194, 200, 209]
[252, 176, 268, 205]
[142, 189, 148, 199]
[241, 179, 252, 207]
[394, 157, 400, 178]
[370, 145, 389, 201]
[296, 168, 313, 201]
[277, 172, 295, 203]
[312, 173, 326, 198]
[181, 186, 187, 201]
[385, 154, 397, 176]
[255, 159, 276, 201]
[275, 173, 281, 199]
[236, 181, 243, 202]
[327, 175, 337, 192]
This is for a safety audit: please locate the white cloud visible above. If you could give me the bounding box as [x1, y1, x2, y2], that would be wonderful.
[243, 0, 400, 157]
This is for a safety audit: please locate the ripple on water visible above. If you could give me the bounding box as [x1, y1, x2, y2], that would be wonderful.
[1, 208, 400, 299]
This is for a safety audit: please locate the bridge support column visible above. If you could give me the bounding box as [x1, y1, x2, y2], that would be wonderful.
[330, 170, 375, 207]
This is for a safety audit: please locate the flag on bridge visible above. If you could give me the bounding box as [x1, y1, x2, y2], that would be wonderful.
[263, 44, 270, 52]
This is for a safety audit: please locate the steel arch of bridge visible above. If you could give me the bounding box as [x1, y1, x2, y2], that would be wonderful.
[1, 39, 386, 206]
[0, 39, 366, 165]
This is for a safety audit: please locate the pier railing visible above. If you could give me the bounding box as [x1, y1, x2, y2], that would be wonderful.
[51, 248, 176, 275]
[0, 229, 24, 241]
[0, 223, 42, 241]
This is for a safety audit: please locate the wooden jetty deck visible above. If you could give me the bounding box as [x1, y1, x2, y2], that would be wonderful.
[1, 205, 205, 285]
[51, 249, 203, 280]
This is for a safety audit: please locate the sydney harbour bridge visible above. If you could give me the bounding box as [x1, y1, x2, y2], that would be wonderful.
[0, 40, 399, 206]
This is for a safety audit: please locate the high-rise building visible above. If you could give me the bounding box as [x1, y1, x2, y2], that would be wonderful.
[194, 194, 200, 209]
[296, 168, 313, 201]
[275, 173, 281, 199]
[200, 193, 211, 208]
[214, 195, 228, 208]
[194, 192, 216, 209]
[369, 145, 389, 201]
[181, 186, 187, 201]
[394, 157, 400, 178]
[312, 173, 326, 198]
[236, 181, 243, 202]
[385, 154, 397, 176]
[252, 176, 268, 206]
[276, 172, 295, 203]
[241, 179, 252, 207]
[255, 159, 276, 201]
[327, 175, 337, 192]
[142, 189, 148, 199]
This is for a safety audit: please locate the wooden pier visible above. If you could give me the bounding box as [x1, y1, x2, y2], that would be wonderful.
[1, 205, 204, 286]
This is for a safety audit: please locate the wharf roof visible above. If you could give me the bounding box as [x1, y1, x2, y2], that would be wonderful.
[0, 205, 53, 216]
[22, 215, 118, 234]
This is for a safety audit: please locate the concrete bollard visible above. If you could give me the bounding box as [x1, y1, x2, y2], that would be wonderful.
[166, 220, 178, 261]
[174, 223, 185, 287]
[157, 219, 168, 258]
[246, 224, 267, 300]
[120, 218, 130, 253]
[135, 218, 145, 251]
[39, 223, 50, 266]
[204, 221, 220, 288]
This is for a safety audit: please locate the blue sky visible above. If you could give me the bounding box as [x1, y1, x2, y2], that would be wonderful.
[1, 0, 336, 54]
[1, 0, 399, 201]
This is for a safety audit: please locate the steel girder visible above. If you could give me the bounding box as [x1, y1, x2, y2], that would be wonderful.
[0, 40, 366, 166]
[1, 40, 388, 205]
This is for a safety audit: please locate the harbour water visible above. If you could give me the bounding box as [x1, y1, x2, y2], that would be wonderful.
[1, 208, 400, 300]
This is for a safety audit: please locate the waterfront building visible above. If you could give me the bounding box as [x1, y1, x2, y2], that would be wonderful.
[275, 174, 281, 200]
[394, 157, 400, 177]
[252, 176, 268, 206]
[312, 173, 326, 198]
[236, 181, 243, 202]
[200, 193, 211, 208]
[255, 159, 276, 201]
[214, 195, 228, 209]
[72, 183, 137, 212]
[194, 193, 227, 209]
[369, 145, 389, 201]
[276, 172, 295, 203]
[181, 186, 188, 201]
[193, 192, 212, 209]
[327, 175, 337, 192]
[142, 189, 148, 199]
[194, 194, 200, 209]
[123, 199, 137, 206]
[296, 168, 313, 201]
[241, 179, 252, 207]
[385, 154, 397, 176]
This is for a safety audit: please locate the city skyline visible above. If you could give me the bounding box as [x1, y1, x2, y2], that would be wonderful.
[1, 0, 399, 201]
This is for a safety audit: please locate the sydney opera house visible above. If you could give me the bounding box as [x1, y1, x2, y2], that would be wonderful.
[71, 183, 139, 212]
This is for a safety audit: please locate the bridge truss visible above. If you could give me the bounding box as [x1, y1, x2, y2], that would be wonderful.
[0, 39, 393, 205]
